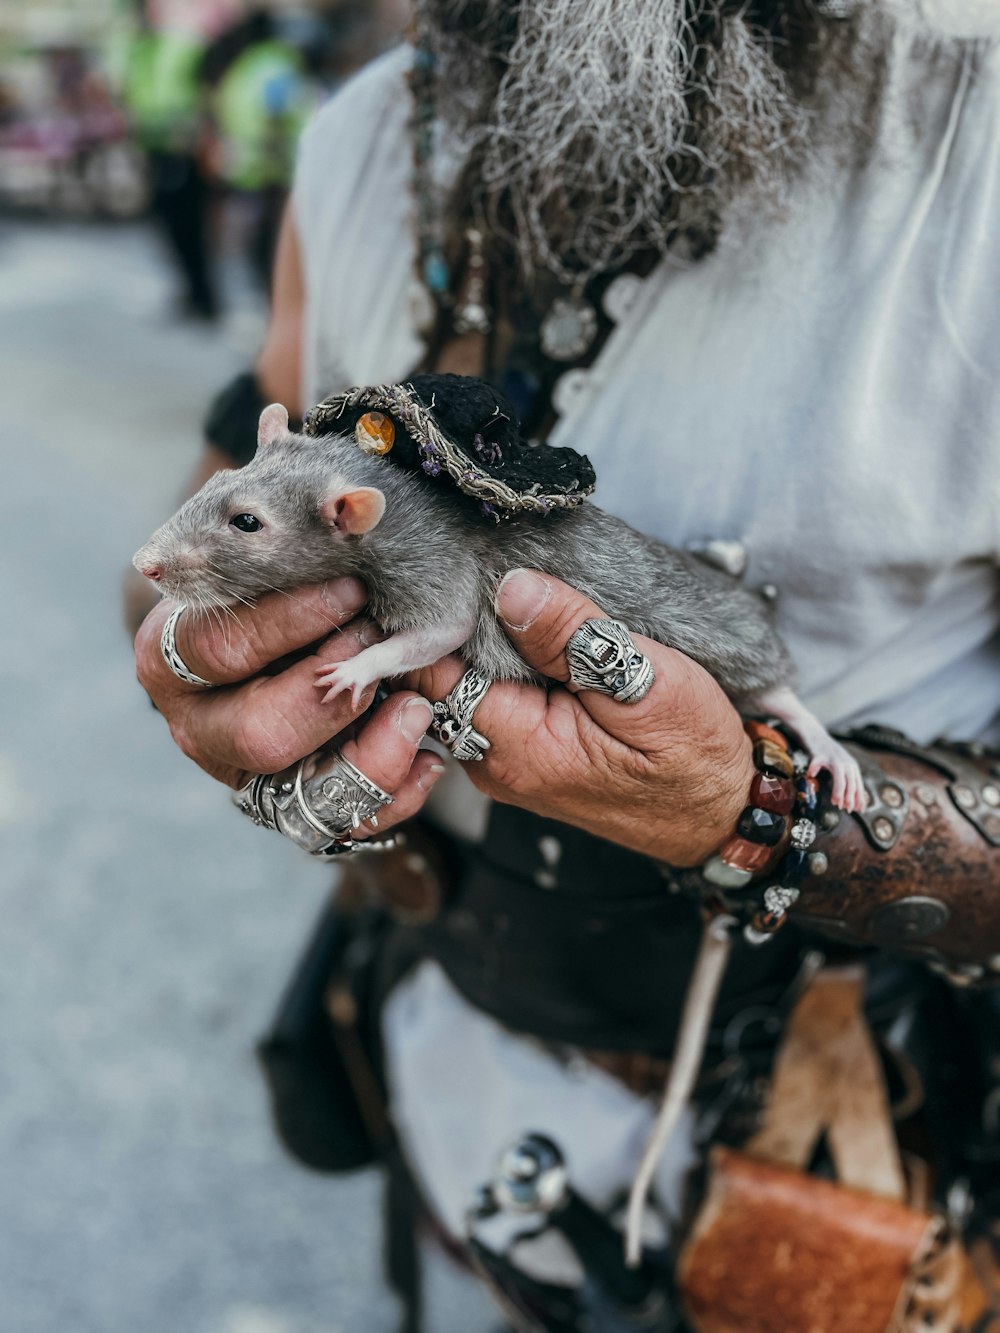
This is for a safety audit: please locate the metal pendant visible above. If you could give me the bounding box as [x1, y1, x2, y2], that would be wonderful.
[540, 295, 598, 362]
[453, 299, 492, 336]
[686, 537, 749, 579]
[453, 226, 493, 336]
[602, 271, 644, 324]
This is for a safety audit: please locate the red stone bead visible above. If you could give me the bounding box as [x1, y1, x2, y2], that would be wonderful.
[718, 837, 772, 874]
[744, 720, 788, 749]
[749, 772, 795, 815]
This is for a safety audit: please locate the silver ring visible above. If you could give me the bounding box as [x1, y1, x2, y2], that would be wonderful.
[565, 618, 654, 704]
[430, 668, 493, 762]
[233, 748, 394, 856]
[160, 605, 213, 687]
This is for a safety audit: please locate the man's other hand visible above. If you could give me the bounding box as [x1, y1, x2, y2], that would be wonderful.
[405, 569, 755, 866]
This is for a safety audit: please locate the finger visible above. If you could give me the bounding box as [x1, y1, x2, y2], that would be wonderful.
[354, 749, 446, 838]
[494, 568, 702, 745]
[169, 619, 383, 784]
[398, 652, 622, 805]
[402, 652, 552, 747]
[340, 693, 436, 794]
[331, 693, 438, 838]
[135, 576, 367, 700]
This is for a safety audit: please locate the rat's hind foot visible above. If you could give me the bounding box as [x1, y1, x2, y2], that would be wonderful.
[806, 740, 867, 814]
[748, 686, 866, 814]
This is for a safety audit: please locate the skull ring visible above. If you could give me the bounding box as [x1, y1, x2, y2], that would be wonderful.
[565, 618, 655, 704]
[430, 668, 493, 762]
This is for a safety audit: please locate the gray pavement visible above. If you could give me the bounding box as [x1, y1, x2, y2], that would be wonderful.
[0, 219, 489, 1333]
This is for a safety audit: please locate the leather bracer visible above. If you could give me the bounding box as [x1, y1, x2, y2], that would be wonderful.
[784, 726, 1000, 983]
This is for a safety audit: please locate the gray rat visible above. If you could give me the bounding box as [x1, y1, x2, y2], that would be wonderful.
[134, 401, 864, 810]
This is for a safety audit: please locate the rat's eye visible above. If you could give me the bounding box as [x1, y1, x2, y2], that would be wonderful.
[230, 513, 262, 533]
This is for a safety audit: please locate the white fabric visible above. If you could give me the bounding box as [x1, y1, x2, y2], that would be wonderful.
[293, 35, 1000, 1263]
[295, 40, 1000, 746]
[910, 1, 1000, 37]
[381, 960, 696, 1267]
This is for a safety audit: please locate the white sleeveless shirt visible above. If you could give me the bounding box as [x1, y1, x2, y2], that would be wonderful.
[294, 40, 1000, 744]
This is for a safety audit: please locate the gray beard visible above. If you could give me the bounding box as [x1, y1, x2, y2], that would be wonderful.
[428, 1, 983, 282]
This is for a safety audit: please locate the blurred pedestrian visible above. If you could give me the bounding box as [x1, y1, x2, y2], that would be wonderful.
[124, 4, 219, 320]
[198, 8, 316, 295]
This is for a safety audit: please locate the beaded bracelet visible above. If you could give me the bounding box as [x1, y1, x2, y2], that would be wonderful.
[701, 720, 824, 945]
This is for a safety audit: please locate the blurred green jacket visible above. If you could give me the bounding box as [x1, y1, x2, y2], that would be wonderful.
[124, 28, 204, 155]
[212, 40, 314, 191]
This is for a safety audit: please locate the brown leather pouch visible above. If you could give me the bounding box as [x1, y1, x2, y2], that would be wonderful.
[677, 968, 964, 1332]
[677, 1148, 955, 1333]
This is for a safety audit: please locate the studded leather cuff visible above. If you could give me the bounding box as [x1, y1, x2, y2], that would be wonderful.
[665, 726, 1000, 983]
[784, 727, 1000, 984]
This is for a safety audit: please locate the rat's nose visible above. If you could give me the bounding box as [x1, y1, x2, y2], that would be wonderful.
[133, 547, 164, 581]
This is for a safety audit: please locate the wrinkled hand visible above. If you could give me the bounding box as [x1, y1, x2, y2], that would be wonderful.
[405, 569, 755, 867]
[133, 577, 445, 836]
[135, 569, 755, 865]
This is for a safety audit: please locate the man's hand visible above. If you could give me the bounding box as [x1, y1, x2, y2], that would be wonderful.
[135, 568, 754, 865]
[134, 577, 445, 833]
[405, 569, 755, 867]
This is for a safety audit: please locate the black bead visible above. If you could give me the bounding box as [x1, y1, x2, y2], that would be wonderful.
[782, 849, 810, 885]
[736, 806, 786, 846]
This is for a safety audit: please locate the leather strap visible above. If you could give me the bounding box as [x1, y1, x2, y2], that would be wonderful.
[746, 966, 907, 1202]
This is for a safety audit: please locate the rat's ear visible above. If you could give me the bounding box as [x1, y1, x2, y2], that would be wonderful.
[257, 403, 289, 449]
[320, 486, 386, 535]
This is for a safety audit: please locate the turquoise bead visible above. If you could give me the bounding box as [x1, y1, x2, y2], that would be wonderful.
[423, 253, 450, 293]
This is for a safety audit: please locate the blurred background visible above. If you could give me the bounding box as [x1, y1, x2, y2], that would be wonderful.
[0, 1, 491, 1328]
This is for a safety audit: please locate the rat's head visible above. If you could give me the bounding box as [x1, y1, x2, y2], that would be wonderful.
[132, 404, 386, 613]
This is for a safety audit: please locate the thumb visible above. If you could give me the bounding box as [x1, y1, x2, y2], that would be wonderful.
[495, 568, 605, 683]
[495, 568, 734, 748]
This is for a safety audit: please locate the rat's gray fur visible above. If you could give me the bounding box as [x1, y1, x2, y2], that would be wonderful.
[136, 428, 794, 703]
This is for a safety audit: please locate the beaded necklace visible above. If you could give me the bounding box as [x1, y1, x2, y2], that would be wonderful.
[406, 11, 655, 437]
[407, 6, 450, 329]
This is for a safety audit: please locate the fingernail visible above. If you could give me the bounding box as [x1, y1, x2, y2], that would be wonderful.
[399, 697, 434, 744]
[356, 620, 387, 647]
[322, 576, 366, 617]
[416, 761, 446, 792]
[497, 569, 551, 630]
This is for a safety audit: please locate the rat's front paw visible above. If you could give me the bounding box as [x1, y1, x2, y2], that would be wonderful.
[807, 742, 866, 814]
[315, 658, 380, 710]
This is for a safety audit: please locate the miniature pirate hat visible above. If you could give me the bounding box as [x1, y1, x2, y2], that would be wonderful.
[303, 373, 596, 519]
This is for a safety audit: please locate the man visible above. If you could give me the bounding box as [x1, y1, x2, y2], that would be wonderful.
[124, 3, 219, 320]
[135, 2, 1000, 1327]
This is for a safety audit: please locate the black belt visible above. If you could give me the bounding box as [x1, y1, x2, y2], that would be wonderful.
[399, 805, 813, 1054]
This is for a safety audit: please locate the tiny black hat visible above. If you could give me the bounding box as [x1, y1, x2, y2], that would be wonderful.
[303, 373, 596, 520]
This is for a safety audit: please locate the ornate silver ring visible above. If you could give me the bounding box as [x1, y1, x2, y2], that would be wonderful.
[233, 747, 395, 857]
[160, 605, 213, 687]
[430, 668, 493, 762]
[565, 618, 655, 704]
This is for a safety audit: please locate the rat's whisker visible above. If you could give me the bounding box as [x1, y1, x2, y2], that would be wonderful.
[201, 565, 256, 611]
[206, 602, 232, 659]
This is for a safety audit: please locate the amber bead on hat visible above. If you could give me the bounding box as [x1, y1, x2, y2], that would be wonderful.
[355, 411, 395, 455]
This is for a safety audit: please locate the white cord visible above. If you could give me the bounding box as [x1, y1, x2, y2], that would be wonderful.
[624, 914, 736, 1268]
